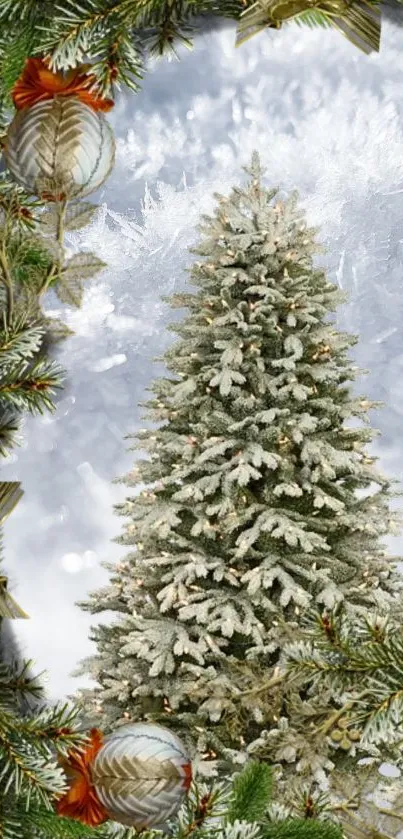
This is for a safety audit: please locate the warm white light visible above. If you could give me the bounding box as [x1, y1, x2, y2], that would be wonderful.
[61, 553, 83, 574]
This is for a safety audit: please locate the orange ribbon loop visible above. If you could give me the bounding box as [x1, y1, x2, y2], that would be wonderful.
[56, 728, 110, 827]
[12, 58, 115, 112]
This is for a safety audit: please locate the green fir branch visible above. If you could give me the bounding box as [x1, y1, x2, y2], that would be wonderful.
[226, 762, 273, 825]
[0, 357, 64, 415]
[5, 803, 115, 839]
[0, 322, 45, 370]
[283, 604, 403, 748]
[0, 410, 20, 457]
[0, 660, 45, 711]
[261, 823, 342, 839]
[0, 23, 36, 110]
[0, 660, 92, 819]
[0, 0, 39, 24]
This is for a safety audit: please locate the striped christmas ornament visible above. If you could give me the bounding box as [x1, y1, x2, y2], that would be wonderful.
[4, 96, 115, 202]
[92, 723, 193, 829]
[56, 723, 193, 830]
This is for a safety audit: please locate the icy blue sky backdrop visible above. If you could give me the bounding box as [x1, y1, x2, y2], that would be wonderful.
[2, 19, 403, 707]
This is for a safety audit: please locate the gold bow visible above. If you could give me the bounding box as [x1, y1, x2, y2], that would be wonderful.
[236, 0, 381, 54]
[0, 482, 28, 619]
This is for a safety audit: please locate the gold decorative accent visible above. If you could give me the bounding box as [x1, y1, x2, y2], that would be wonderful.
[0, 483, 28, 619]
[236, 0, 381, 55]
[0, 577, 29, 619]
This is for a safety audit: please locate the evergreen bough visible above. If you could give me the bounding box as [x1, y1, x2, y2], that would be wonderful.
[0, 0, 395, 132]
[0, 154, 108, 839]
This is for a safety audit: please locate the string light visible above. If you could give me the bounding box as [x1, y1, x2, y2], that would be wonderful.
[312, 344, 331, 361]
[163, 697, 173, 713]
[116, 562, 128, 572]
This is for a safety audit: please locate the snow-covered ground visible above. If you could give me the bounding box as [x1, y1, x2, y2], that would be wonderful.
[2, 17, 403, 730]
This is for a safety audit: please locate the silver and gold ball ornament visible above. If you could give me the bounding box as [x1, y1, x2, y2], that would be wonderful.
[4, 95, 115, 202]
[91, 723, 193, 830]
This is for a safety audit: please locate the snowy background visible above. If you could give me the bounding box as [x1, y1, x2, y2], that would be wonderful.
[2, 15, 403, 713]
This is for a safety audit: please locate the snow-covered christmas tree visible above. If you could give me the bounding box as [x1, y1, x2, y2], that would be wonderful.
[73, 151, 403, 811]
